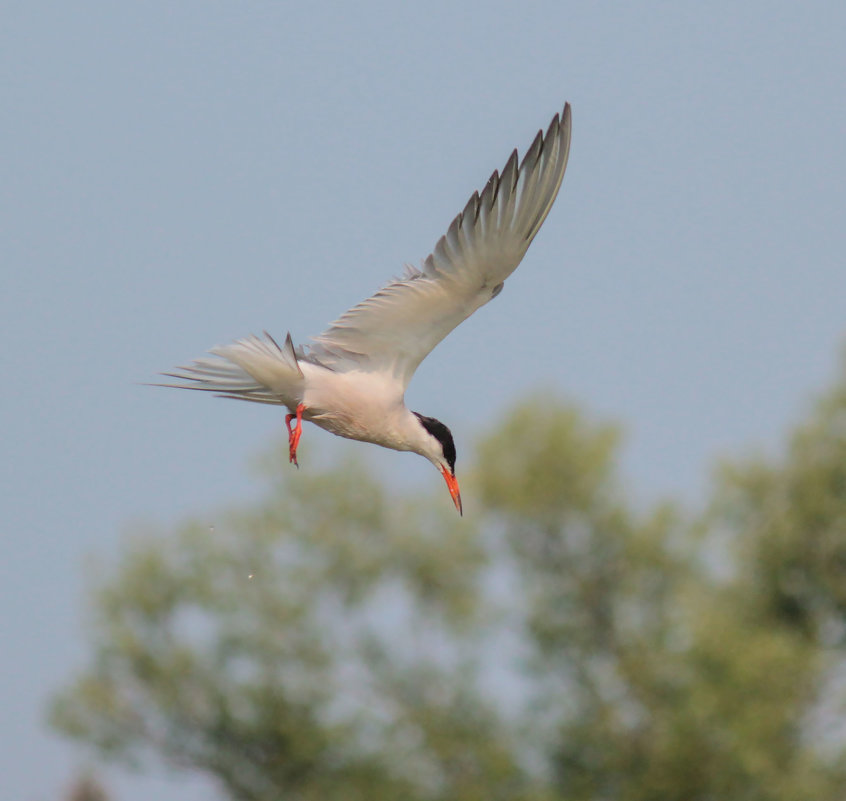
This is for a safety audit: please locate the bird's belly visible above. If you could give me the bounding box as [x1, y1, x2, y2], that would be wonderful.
[300, 369, 407, 450]
[306, 408, 404, 449]
[307, 410, 370, 441]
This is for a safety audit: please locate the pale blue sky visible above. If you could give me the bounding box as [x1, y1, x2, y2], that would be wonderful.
[3, 2, 845, 799]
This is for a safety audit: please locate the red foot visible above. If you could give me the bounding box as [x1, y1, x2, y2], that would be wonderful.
[285, 403, 305, 467]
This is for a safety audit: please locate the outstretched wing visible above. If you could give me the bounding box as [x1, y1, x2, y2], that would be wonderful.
[306, 103, 572, 388]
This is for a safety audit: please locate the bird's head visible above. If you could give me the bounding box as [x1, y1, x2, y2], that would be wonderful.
[412, 412, 462, 515]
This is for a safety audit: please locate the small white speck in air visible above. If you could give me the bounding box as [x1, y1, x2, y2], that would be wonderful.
[248, 574, 254, 580]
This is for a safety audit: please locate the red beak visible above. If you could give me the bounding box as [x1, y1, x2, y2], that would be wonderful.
[440, 465, 463, 516]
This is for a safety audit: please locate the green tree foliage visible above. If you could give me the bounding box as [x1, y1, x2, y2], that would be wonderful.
[52, 364, 846, 800]
[65, 772, 111, 801]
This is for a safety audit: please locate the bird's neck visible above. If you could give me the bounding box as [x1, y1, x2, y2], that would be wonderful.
[384, 405, 432, 456]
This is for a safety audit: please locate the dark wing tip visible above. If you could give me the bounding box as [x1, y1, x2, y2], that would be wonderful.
[519, 128, 545, 172]
[560, 103, 572, 142]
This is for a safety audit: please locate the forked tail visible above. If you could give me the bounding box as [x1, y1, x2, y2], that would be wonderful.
[156, 331, 304, 406]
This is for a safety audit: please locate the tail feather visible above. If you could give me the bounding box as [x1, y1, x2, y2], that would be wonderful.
[155, 332, 304, 406]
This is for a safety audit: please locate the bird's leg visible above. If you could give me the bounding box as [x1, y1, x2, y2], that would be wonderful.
[285, 403, 306, 467]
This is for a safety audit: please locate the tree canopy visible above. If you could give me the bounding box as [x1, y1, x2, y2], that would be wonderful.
[52, 358, 846, 800]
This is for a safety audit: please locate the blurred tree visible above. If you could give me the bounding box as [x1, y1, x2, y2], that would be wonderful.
[52, 369, 846, 799]
[712, 354, 846, 642]
[476, 395, 845, 801]
[65, 771, 110, 801]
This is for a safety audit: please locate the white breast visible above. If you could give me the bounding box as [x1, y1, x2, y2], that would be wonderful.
[300, 363, 409, 448]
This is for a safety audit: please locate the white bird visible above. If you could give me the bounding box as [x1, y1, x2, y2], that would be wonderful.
[159, 104, 572, 514]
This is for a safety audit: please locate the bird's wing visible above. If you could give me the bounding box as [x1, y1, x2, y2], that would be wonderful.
[305, 103, 571, 388]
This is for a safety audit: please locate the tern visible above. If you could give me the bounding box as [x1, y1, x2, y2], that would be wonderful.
[159, 104, 572, 514]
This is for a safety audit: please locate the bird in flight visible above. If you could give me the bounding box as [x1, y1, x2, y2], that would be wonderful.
[159, 104, 572, 514]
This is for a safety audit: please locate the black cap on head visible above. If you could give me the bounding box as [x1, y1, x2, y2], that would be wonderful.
[412, 412, 456, 473]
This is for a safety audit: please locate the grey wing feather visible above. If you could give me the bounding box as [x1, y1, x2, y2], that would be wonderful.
[307, 103, 572, 387]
